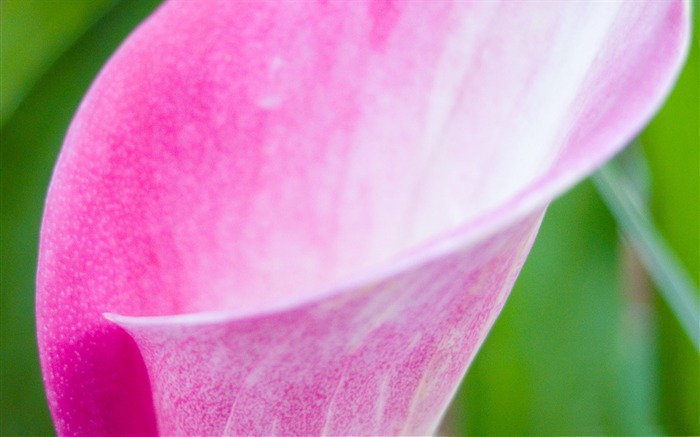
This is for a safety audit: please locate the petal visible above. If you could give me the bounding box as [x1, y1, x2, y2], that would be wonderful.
[107, 213, 542, 436]
[36, 0, 689, 435]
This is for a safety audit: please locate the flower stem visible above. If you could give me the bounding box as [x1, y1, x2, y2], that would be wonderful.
[593, 148, 700, 353]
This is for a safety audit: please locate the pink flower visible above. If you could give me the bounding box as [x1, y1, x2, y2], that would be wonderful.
[36, 1, 689, 435]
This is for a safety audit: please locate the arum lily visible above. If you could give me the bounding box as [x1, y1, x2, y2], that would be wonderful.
[36, 0, 689, 435]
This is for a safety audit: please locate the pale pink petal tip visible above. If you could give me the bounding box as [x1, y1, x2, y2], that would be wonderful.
[37, 1, 689, 435]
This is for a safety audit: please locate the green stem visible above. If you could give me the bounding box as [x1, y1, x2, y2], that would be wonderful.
[593, 157, 700, 353]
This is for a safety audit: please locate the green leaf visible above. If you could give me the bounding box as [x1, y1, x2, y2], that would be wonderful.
[593, 151, 699, 353]
[0, 0, 119, 126]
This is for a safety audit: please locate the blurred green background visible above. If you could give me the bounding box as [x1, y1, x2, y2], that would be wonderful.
[1, 1, 697, 435]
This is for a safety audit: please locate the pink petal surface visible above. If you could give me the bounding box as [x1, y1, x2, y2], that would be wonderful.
[36, 0, 689, 435]
[108, 214, 542, 436]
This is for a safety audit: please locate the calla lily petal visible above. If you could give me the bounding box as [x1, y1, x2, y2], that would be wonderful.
[37, 0, 689, 435]
[106, 214, 542, 436]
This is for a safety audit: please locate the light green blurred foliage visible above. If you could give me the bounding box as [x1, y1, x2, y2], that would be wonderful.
[641, 1, 700, 434]
[0, 0, 119, 125]
[1, 1, 697, 436]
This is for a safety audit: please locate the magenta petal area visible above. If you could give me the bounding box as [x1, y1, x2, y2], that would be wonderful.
[107, 214, 542, 436]
[36, 0, 689, 436]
